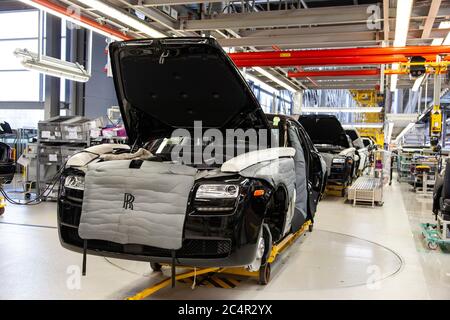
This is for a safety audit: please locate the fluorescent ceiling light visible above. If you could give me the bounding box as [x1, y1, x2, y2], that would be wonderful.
[14, 49, 90, 82]
[17, 0, 125, 41]
[78, 0, 165, 38]
[443, 33, 450, 45]
[342, 123, 384, 129]
[432, 38, 444, 45]
[386, 121, 395, 144]
[390, 72, 398, 92]
[244, 72, 279, 93]
[393, 0, 413, 47]
[439, 21, 450, 29]
[412, 74, 426, 92]
[390, 0, 413, 92]
[431, 38, 443, 46]
[253, 67, 297, 93]
[301, 107, 382, 113]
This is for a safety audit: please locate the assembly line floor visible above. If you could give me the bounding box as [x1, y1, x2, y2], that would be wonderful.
[0, 176, 449, 299]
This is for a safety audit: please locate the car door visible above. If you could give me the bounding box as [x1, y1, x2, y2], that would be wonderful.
[289, 121, 324, 218]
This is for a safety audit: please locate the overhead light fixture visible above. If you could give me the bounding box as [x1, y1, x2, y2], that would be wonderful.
[253, 67, 298, 93]
[244, 72, 279, 93]
[17, 0, 126, 41]
[385, 121, 395, 144]
[432, 38, 444, 46]
[390, 0, 414, 92]
[342, 123, 384, 129]
[78, 0, 165, 38]
[390, 73, 399, 92]
[393, 0, 413, 47]
[301, 107, 382, 113]
[14, 49, 90, 82]
[394, 122, 415, 144]
[412, 74, 426, 92]
[443, 33, 450, 45]
[439, 21, 450, 29]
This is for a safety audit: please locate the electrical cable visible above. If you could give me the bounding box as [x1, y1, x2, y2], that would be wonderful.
[0, 150, 100, 206]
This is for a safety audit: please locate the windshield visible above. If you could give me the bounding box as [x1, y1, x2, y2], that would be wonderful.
[145, 136, 261, 168]
[298, 116, 350, 148]
[345, 129, 359, 141]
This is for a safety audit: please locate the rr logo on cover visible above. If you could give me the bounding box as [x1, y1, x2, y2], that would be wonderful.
[123, 193, 135, 210]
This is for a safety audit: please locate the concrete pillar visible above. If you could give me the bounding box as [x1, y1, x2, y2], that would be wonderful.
[69, 28, 86, 116]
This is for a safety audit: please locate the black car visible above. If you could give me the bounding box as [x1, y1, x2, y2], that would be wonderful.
[57, 38, 326, 280]
[0, 142, 15, 185]
[298, 114, 358, 188]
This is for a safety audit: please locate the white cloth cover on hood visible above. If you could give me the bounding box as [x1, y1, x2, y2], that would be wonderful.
[78, 160, 197, 250]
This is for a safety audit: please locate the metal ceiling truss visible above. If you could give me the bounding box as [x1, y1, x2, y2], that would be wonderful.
[20, 0, 450, 96]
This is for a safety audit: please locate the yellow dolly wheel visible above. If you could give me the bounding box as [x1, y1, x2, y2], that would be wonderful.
[0, 207, 4, 216]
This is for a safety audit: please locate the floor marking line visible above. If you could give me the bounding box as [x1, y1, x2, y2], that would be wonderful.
[0, 221, 57, 229]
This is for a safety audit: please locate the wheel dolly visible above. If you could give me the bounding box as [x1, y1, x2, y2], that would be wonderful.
[125, 220, 312, 300]
[421, 220, 450, 251]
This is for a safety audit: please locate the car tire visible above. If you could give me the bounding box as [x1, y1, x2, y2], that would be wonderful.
[261, 224, 272, 265]
[427, 241, 438, 250]
[258, 263, 271, 285]
[150, 262, 162, 272]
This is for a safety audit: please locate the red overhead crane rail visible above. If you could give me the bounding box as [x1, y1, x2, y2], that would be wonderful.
[230, 47, 450, 68]
[229, 46, 450, 60]
[287, 69, 380, 78]
[22, 0, 450, 74]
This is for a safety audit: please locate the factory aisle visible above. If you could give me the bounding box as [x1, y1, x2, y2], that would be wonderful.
[0, 178, 448, 299]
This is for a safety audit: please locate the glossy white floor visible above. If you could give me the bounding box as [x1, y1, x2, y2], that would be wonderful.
[0, 176, 449, 300]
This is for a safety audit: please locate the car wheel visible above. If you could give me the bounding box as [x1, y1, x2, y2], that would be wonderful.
[150, 262, 162, 272]
[427, 241, 438, 250]
[261, 225, 272, 265]
[258, 263, 271, 285]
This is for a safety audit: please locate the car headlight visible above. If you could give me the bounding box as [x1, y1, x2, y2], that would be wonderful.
[332, 158, 346, 164]
[196, 184, 239, 199]
[64, 175, 85, 191]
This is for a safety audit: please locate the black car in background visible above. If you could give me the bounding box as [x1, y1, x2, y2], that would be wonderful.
[57, 38, 326, 281]
[0, 142, 15, 185]
[298, 114, 358, 189]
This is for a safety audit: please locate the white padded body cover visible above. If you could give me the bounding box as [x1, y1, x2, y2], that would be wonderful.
[78, 160, 197, 250]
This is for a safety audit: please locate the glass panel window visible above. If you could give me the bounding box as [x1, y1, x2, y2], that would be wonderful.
[0, 39, 39, 70]
[0, 109, 44, 129]
[0, 71, 40, 101]
[0, 11, 39, 39]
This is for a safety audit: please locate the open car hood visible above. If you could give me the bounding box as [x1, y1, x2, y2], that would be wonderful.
[109, 37, 270, 145]
[298, 115, 350, 149]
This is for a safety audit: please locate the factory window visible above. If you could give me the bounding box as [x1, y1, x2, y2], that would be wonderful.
[0, 11, 68, 104]
[0, 10, 40, 102]
[0, 71, 40, 101]
[0, 11, 39, 39]
[0, 109, 44, 129]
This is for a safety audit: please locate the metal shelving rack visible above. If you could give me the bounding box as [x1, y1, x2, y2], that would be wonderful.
[36, 117, 91, 201]
[397, 151, 415, 183]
